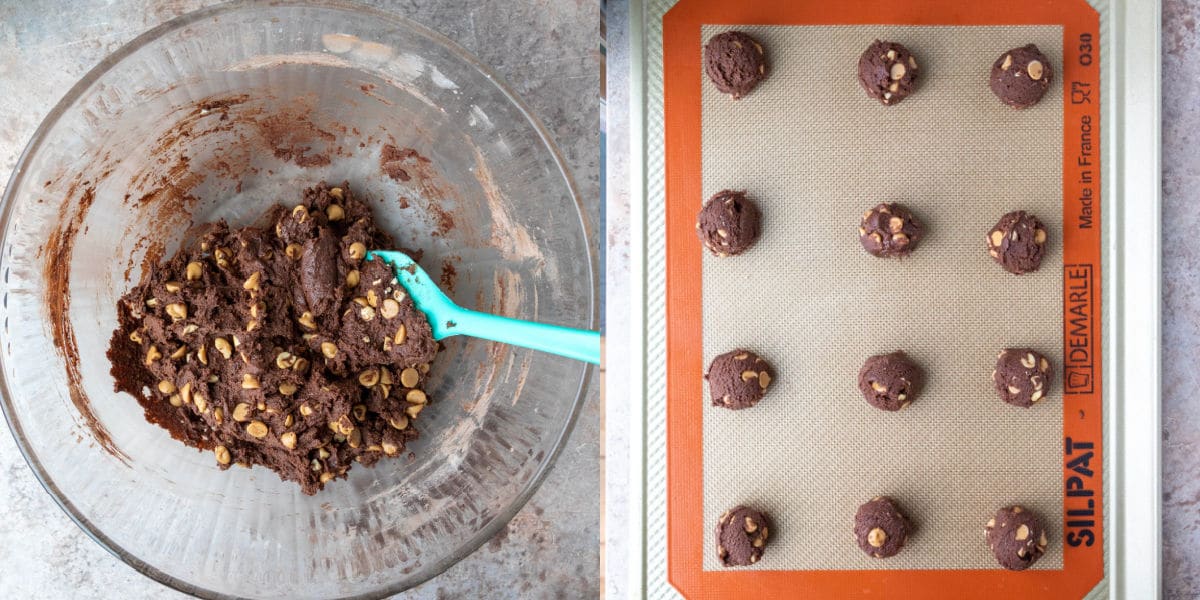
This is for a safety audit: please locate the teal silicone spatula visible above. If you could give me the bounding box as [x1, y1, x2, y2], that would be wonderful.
[367, 250, 600, 365]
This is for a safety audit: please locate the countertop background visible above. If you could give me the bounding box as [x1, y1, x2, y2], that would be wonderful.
[603, 1, 1194, 598]
[1162, 1, 1200, 597]
[0, 1, 600, 598]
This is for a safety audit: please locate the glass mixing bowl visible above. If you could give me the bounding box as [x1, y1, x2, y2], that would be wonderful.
[0, 2, 595, 598]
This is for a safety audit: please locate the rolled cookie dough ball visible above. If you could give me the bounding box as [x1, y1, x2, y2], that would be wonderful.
[716, 505, 771, 567]
[858, 351, 922, 411]
[990, 45, 1053, 109]
[987, 210, 1048, 274]
[858, 40, 920, 105]
[854, 496, 911, 558]
[985, 505, 1048, 570]
[859, 202, 923, 257]
[704, 31, 768, 99]
[994, 348, 1052, 408]
[706, 349, 774, 410]
[697, 190, 762, 257]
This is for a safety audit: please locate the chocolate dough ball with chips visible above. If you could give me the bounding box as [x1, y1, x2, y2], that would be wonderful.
[854, 496, 912, 558]
[990, 45, 1053, 109]
[859, 202, 923, 257]
[704, 31, 768, 100]
[716, 505, 771, 567]
[858, 40, 920, 105]
[697, 190, 762, 257]
[987, 210, 1048, 274]
[858, 351, 922, 411]
[706, 349, 773, 410]
[994, 348, 1052, 408]
[985, 505, 1048, 570]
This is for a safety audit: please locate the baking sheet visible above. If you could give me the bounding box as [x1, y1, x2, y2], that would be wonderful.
[699, 24, 1065, 571]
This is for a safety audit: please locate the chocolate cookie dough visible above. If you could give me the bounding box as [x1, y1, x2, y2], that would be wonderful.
[859, 203, 923, 257]
[990, 45, 1053, 109]
[985, 505, 1048, 570]
[858, 40, 920, 105]
[716, 505, 771, 567]
[858, 351, 921, 411]
[854, 496, 911, 558]
[704, 31, 768, 100]
[697, 190, 761, 257]
[108, 182, 439, 495]
[993, 348, 1052, 408]
[705, 349, 773, 410]
[988, 210, 1047, 274]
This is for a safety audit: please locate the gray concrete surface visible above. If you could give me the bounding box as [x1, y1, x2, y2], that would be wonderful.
[0, 1, 600, 598]
[1162, 1, 1200, 597]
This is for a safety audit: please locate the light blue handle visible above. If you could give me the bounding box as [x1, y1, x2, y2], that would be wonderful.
[367, 250, 600, 365]
[438, 305, 601, 365]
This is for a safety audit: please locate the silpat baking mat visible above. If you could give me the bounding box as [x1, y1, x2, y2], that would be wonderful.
[662, 1, 1102, 598]
[699, 22, 1066, 572]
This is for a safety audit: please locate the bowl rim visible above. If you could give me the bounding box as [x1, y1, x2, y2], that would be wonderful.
[0, 1, 598, 598]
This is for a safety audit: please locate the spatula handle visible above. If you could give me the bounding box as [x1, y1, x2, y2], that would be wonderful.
[441, 307, 600, 365]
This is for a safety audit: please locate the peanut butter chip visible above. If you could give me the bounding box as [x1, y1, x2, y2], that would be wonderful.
[744, 516, 758, 533]
[214, 446, 231, 465]
[381, 298, 400, 319]
[246, 420, 268, 438]
[400, 367, 420, 388]
[1026, 60, 1044, 80]
[165, 302, 188, 322]
[868, 527, 887, 548]
[233, 403, 252, 422]
[758, 372, 771, 389]
[214, 337, 233, 359]
[242, 373, 260, 389]
[186, 261, 203, 281]
[358, 368, 380, 387]
[990, 230, 1004, 247]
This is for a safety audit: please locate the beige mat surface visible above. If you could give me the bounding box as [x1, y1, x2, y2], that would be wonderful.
[700, 24, 1064, 571]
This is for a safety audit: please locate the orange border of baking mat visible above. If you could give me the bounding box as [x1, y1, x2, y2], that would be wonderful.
[664, 0, 1102, 597]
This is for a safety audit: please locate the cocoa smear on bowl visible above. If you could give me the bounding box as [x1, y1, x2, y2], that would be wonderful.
[42, 184, 126, 460]
[41, 92, 466, 460]
[380, 144, 456, 237]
